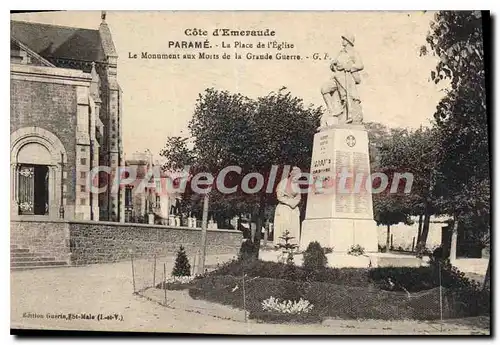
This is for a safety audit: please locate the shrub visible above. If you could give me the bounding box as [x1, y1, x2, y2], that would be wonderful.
[275, 230, 298, 265]
[303, 241, 328, 271]
[431, 246, 444, 260]
[238, 239, 255, 261]
[172, 245, 191, 277]
[430, 258, 490, 316]
[415, 243, 431, 258]
[205, 259, 373, 287]
[369, 266, 438, 292]
[347, 244, 365, 256]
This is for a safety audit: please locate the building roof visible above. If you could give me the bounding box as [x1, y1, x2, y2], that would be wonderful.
[11, 37, 56, 67]
[11, 20, 106, 63]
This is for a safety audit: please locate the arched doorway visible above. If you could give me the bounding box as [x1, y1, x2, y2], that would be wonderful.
[11, 127, 67, 219]
[16, 142, 51, 215]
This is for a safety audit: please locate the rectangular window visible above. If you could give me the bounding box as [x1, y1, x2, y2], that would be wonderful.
[125, 188, 132, 208]
[80, 172, 86, 179]
[80, 185, 86, 192]
[80, 198, 86, 205]
[80, 158, 86, 165]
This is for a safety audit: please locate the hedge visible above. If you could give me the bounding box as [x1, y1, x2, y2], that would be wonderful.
[158, 258, 489, 322]
[186, 275, 486, 321]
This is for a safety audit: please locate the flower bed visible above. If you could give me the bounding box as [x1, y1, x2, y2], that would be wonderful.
[156, 276, 196, 290]
[261, 296, 314, 314]
[187, 275, 433, 321]
[157, 259, 489, 322]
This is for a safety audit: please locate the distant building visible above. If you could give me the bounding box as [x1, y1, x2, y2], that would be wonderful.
[376, 215, 487, 258]
[10, 13, 125, 221]
[124, 151, 180, 224]
[376, 215, 448, 251]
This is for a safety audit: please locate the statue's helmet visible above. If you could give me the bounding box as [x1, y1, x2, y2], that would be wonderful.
[341, 33, 355, 46]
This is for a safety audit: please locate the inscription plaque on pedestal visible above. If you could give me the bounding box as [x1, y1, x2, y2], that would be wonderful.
[300, 124, 378, 252]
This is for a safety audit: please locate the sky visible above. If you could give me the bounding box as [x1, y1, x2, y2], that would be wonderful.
[11, 11, 444, 161]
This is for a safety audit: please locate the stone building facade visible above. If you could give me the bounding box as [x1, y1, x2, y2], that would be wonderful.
[124, 151, 174, 224]
[10, 14, 124, 221]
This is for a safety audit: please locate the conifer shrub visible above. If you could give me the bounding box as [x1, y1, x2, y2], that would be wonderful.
[172, 245, 191, 277]
[303, 241, 328, 271]
[275, 230, 299, 265]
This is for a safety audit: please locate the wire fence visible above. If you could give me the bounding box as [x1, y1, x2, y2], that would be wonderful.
[130, 252, 490, 328]
[131, 254, 189, 294]
[130, 250, 238, 295]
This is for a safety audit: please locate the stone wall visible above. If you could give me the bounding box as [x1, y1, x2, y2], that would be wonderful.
[11, 219, 243, 265]
[11, 79, 77, 205]
[11, 219, 71, 263]
[68, 221, 242, 265]
[377, 220, 444, 251]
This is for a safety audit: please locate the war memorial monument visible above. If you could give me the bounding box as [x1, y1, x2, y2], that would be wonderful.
[299, 33, 378, 253]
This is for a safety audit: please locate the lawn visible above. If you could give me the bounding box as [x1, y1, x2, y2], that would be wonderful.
[157, 258, 490, 323]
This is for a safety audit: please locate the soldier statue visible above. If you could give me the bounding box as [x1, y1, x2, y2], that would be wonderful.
[320, 33, 364, 129]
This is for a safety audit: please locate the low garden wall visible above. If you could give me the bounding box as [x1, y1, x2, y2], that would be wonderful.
[68, 221, 242, 265]
[11, 219, 242, 265]
[11, 219, 71, 264]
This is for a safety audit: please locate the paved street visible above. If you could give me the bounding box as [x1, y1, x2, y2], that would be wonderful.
[11, 258, 490, 335]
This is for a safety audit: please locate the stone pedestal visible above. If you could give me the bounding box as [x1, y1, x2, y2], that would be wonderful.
[300, 124, 378, 253]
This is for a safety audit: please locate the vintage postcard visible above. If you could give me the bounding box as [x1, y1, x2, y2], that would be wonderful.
[10, 10, 490, 335]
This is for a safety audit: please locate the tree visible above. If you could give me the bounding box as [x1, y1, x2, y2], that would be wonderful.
[397, 127, 441, 248]
[159, 136, 196, 225]
[368, 124, 414, 252]
[187, 89, 257, 228]
[159, 136, 195, 171]
[423, 11, 489, 276]
[174, 88, 320, 258]
[371, 125, 442, 251]
[373, 192, 412, 252]
[364, 121, 391, 170]
[424, 11, 489, 250]
[172, 245, 191, 276]
[246, 90, 321, 256]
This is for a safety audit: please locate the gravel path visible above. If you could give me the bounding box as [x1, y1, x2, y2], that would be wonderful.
[11, 257, 490, 335]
